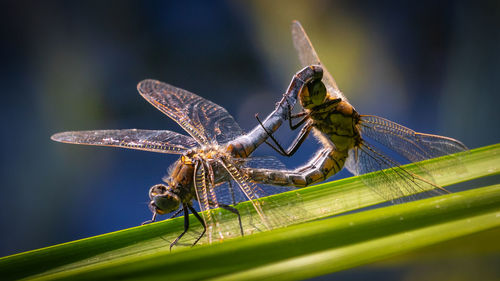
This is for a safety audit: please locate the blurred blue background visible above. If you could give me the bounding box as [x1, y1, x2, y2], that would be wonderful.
[1, 0, 499, 279]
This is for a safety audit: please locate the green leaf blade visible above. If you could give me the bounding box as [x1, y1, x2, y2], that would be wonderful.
[0, 143, 498, 281]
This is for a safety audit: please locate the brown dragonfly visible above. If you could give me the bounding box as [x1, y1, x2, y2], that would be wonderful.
[51, 65, 323, 248]
[249, 21, 467, 201]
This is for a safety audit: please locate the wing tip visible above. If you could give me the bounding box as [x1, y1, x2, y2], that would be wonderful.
[50, 131, 72, 143]
[50, 133, 59, 142]
[291, 20, 301, 32]
[137, 79, 159, 94]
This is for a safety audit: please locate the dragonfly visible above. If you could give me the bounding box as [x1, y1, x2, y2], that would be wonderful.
[51, 65, 323, 248]
[249, 21, 467, 201]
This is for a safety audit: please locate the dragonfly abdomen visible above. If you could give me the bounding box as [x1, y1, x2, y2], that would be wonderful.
[246, 147, 348, 188]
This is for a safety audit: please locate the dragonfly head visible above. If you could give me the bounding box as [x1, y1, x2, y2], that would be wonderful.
[301, 79, 327, 109]
[148, 184, 180, 215]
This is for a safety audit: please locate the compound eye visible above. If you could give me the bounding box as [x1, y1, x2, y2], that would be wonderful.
[148, 184, 168, 200]
[308, 80, 327, 106]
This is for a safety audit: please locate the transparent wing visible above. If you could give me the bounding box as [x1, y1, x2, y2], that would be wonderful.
[233, 156, 286, 170]
[215, 156, 295, 204]
[346, 115, 468, 201]
[219, 157, 270, 228]
[291, 20, 346, 100]
[191, 159, 252, 243]
[51, 129, 198, 154]
[344, 143, 448, 203]
[137, 79, 244, 145]
[190, 155, 305, 242]
[219, 156, 302, 231]
[360, 115, 468, 162]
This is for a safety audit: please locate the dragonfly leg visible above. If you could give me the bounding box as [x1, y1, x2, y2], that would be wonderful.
[312, 97, 342, 110]
[207, 199, 243, 236]
[141, 212, 157, 225]
[254, 113, 284, 154]
[289, 112, 309, 130]
[168, 208, 184, 219]
[256, 113, 313, 157]
[286, 102, 309, 130]
[283, 121, 313, 156]
[207, 199, 242, 236]
[219, 204, 244, 237]
[187, 204, 206, 247]
[143, 207, 183, 226]
[227, 181, 244, 236]
[233, 66, 323, 157]
[205, 182, 244, 237]
[170, 204, 190, 250]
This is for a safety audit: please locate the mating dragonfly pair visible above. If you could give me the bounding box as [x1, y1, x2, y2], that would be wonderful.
[52, 21, 467, 248]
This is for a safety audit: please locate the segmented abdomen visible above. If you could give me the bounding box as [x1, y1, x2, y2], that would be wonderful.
[246, 147, 348, 188]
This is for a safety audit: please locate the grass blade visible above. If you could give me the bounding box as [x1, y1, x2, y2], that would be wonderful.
[0, 143, 498, 280]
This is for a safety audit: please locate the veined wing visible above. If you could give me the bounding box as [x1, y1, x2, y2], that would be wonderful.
[218, 157, 270, 230]
[219, 156, 303, 232]
[233, 156, 286, 170]
[360, 115, 468, 162]
[51, 129, 197, 154]
[190, 155, 305, 242]
[216, 156, 296, 204]
[137, 79, 244, 145]
[291, 20, 346, 101]
[190, 157, 270, 243]
[345, 116, 467, 201]
[350, 115, 468, 201]
[189, 156, 289, 210]
[345, 142, 448, 203]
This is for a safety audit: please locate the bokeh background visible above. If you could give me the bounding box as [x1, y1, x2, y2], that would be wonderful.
[1, 0, 499, 279]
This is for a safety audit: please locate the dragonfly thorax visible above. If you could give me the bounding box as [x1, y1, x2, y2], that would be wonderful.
[182, 145, 229, 165]
[309, 98, 361, 152]
[160, 160, 197, 203]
